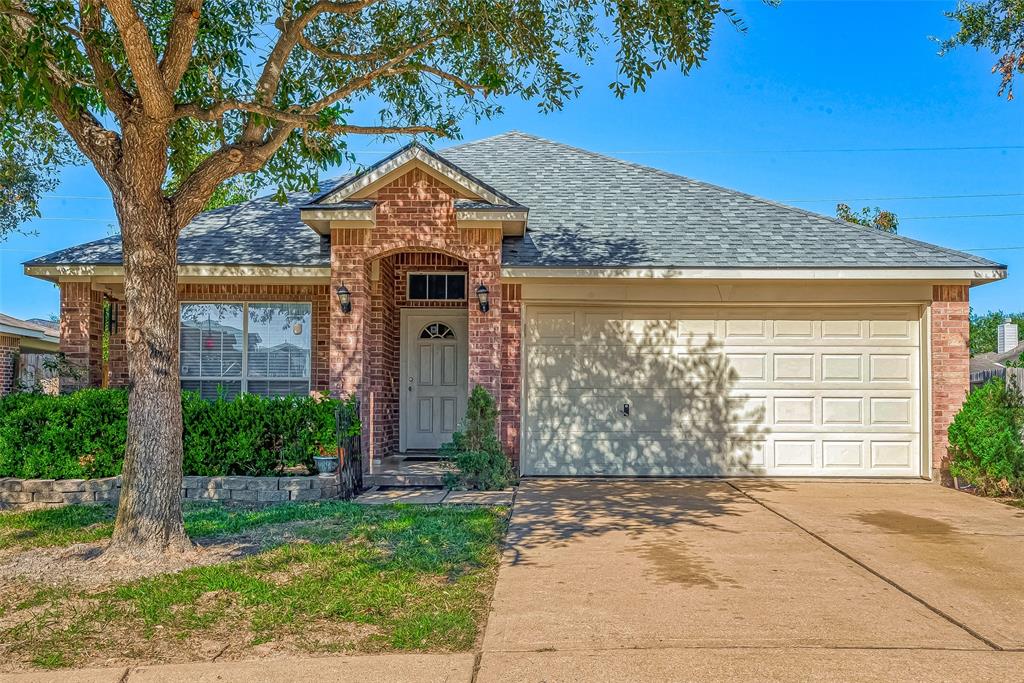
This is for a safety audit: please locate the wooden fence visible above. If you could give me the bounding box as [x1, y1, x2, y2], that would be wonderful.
[970, 367, 1024, 390]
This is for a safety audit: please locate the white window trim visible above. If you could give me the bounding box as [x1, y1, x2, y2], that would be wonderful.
[179, 301, 312, 397]
[406, 271, 468, 302]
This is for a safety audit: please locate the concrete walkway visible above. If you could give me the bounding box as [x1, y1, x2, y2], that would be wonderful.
[0, 654, 476, 683]
[354, 487, 514, 506]
[477, 478, 1024, 681]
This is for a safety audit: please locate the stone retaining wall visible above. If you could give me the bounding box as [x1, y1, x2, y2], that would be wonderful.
[0, 474, 341, 510]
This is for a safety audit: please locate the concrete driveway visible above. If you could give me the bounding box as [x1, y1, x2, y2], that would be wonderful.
[477, 479, 1024, 682]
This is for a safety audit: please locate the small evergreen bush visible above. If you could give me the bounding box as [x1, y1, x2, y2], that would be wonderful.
[0, 388, 359, 479]
[441, 386, 515, 490]
[949, 377, 1024, 496]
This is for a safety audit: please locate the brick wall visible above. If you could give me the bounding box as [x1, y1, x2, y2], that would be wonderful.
[0, 334, 18, 396]
[931, 284, 970, 482]
[59, 281, 103, 391]
[500, 284, 522, 466]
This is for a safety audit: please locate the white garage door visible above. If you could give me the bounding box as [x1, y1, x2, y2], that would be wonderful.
[523, 306, 923, 477]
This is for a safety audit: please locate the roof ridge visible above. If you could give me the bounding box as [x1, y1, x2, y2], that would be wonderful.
[442, 130, 526, 152]
[476, 134, 1002, 269]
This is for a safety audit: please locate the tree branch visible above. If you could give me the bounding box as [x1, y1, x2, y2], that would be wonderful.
[160, 0, 202, 92]
[175, 35, 450, 126]
[103, 0, 173, 118]
[242, 0, 380, 142]
[49, 95, 122, 175]
[169, 119, 445, 229]
[4, 5, 122, 175]
[169, 125, 295, 227]
[79, 0, 132, 118]
[297, 33, 378, 62]
[322, 123, 444, 136]
[304, 37, 443, 114]
[414, 64, 485, 96]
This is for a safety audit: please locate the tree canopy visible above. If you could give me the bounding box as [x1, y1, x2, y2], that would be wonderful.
[938, 0, 1024, 99]
[835, 203, 899, 233]
[0, 0, 775, 234]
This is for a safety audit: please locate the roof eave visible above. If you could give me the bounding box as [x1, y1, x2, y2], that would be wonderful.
[500, 266, 1008, 284]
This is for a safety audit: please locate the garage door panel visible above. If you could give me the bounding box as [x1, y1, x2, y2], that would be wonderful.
[527, 435, 768, 477]
[524, 306, 923, 478]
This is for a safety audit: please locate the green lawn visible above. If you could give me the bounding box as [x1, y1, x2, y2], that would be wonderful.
[0, 501, 507, 670]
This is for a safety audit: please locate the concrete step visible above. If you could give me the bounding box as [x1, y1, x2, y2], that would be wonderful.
[366, 472, 446, 488]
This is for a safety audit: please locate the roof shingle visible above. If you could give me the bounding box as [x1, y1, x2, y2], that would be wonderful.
[26, 132, 1002, 271]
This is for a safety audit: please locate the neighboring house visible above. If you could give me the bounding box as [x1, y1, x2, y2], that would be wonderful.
[23, 132, 1007, 482]
[970, 319, 1023, 387]
[0, 313, 60, 395]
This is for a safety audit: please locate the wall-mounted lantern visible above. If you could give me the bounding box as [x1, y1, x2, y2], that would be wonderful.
[336, 284, 352, 314]
[475, 283, 490, 313]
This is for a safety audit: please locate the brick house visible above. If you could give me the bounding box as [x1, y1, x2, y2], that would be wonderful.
[24, 132, 1006, 482]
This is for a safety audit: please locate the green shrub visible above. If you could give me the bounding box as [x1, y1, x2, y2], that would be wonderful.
[441, 386, 515, 491]
[0, 389, 128, 479]
[0, 389, 359, 479]
[949, 377, 1024, 496]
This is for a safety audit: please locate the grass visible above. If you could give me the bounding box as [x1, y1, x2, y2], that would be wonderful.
[0, 500, 401, 552]
[0, 505, 115, 551]
[0, 501, 507, 670]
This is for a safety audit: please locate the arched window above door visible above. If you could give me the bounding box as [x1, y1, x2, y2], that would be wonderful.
[419, 322, 456, 339]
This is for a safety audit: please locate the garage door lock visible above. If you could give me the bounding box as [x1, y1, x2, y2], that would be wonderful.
[621, 403, 630, 417]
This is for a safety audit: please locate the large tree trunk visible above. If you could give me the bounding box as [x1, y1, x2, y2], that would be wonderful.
[106, 189, 192, 559]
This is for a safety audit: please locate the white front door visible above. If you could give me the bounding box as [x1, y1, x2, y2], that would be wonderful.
[400, 309, 469, 451]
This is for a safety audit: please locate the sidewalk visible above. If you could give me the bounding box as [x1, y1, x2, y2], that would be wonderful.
[0, 653, 476, 683]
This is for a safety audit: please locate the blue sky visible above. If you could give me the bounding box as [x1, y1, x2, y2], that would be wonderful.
[1, 0, 1021, 320]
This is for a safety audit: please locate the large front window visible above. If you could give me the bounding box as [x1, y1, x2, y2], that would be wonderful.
[179, 302, 312, 399]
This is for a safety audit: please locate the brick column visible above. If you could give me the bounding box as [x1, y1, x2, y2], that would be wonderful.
[931, 284, 970, 483]
[500, 284, 522, 467]
[0, 334, 19, 395]
[330, 228, 373, 463]
[59, 281, 103, 391]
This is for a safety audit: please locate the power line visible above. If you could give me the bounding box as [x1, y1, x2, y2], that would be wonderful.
[901, 212, 1024, 220]
[41, 193, 111, 198]
[961, 246, 1024, 252]
[31, 217, 116, 222]
[605, 144, 1024, 154]
[781, 192, 1024, 203]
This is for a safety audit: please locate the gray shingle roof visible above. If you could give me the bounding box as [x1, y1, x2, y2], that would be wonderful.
[26, 131, 1002, 270]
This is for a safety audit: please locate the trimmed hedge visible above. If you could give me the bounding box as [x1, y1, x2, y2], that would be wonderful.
[949, 377, 1024, 496]
[0, 389, 359, 480]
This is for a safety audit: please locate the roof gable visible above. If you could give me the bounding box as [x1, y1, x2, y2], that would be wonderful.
[313, 142, 522, 207]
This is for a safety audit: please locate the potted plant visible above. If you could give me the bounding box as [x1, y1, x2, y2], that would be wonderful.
[313, 443, 340, 475]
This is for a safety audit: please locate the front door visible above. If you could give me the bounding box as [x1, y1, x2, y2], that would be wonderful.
[400, 309, 469, 451]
